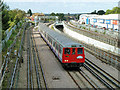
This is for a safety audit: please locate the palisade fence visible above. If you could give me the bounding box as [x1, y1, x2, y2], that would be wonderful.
[64, 22, 120, 70]
[0, 22, 22, 53]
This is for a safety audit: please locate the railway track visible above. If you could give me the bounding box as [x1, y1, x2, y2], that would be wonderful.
[27, 28, 47, 89]
[84, 58, 120, 89]
[27, 29, 33, 89]
[67, 58, 120, 89]
[67, 69, 101, 89]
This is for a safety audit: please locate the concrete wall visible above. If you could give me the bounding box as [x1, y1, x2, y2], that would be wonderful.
[63, 21, 120, 55]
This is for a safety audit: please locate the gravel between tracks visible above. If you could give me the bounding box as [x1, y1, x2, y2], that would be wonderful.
[17, 30, 27, 88]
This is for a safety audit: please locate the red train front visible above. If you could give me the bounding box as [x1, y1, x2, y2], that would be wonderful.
[62, 47, 85, 68]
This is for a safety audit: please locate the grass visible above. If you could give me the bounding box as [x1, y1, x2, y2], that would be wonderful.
[2, 29, 23, 88]
[95, 30, 98, 32]
[83, 27, 86, 29]
[2, 27, 21, 63]
[50, 25, 55, 30]
[103, 31, 106, 34]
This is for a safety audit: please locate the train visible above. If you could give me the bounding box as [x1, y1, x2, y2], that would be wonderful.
[38, 23, 85, 68]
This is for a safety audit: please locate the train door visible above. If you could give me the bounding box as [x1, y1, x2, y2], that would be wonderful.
[71, 48, 77, 62]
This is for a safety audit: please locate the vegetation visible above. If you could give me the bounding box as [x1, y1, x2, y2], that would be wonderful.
[91, 10, 105, 15]
[50, 12, 64, 21]
[1, 1, 25, 40]
[105, 7, 120, 15]
[92, 7, 120, 15]
[27, 9, 32, 16]
[97, 10, 105, 15]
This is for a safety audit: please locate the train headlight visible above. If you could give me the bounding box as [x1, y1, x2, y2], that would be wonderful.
[77, 56, 83, 59]
[65, 60, 68, 62]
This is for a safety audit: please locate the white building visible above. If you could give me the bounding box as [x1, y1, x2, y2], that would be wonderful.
[79, 14, 120, 31]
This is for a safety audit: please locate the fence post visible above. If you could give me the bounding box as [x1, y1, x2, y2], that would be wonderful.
[0, 11, 2, 89]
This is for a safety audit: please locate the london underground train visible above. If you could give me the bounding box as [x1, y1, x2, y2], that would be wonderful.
[38, 23, 85, 68]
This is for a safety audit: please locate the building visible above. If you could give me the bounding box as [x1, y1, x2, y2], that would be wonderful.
[79, 14, 120, 31]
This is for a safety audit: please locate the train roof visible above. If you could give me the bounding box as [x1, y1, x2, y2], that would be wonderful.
[38, 23, 83, 47]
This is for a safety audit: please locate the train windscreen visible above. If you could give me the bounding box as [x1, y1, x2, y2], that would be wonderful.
[77, 48, 83, 54]
[64, 48, 70, 54]
[72, 48, 75, 54]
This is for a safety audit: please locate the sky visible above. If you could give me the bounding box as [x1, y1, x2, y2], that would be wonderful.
[4, 0, 119, 14]
[4, 0, 120, 2]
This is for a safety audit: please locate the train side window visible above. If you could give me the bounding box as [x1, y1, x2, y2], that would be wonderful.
[56, 44, 58, 51]
[59, 46, 61, 54]
[53, 42, 55, 47]
[72, 48, 75, 54]
[77, 48, 83, 54]
[64, 48, 70, 54]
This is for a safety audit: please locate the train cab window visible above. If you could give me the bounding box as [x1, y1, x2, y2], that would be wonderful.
[72, 48, 75, 54]
[77, 48, 83, 54]
[64, 48, 70, 54]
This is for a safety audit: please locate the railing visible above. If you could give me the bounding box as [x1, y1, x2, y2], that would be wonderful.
[69, 21, 119, 47]
[0, 22, 21, 53]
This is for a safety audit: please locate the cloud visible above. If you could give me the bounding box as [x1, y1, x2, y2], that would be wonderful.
[4, 0, 120, 2]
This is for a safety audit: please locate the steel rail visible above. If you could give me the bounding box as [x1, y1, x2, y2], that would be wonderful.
[29, 33, 34, 89]
[27, 29, 30, 89]
[32, 30, 48, 89]
[31, 34, 41, 89]
[85, 58, 120, 87]
[85, 59, 120, 88]
[67, 71, 81, 89]
[84, 64, 114, 89]
[78, 70, 100, 89]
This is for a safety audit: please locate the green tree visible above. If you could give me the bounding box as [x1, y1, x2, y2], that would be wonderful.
[91, 10, 97, 14]
[9, 9, 25, 26]
[105, 9, 111, 15]
[50, 12, 56, 16]
[2, 2, 10, 30]
[105, 7, 120, 15]
[56, 13, 64, 20]
[97, 10, 105, 15]
[27, 9, 32, 16]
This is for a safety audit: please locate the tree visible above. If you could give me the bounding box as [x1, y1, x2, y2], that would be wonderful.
[57, 13, 64, 21]
[105, 9, 111, 15]
[50, 12, 56, 16]
[91, 10, 97, 14]
[2, 2, 10, 30]
[8, 9, 25, 25]
[27, 9, 32, 16]
[0, 0, 3, 11]
[97, 10, 105, 15]
[105, 7, 120, 15]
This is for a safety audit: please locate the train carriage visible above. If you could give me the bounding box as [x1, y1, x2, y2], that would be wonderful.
[38, 23, 85, 68]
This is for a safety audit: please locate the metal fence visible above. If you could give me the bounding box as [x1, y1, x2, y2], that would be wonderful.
[0, 22, 27, 88]
[0, 22, 21, 53]
[69, 21, 118, 47]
